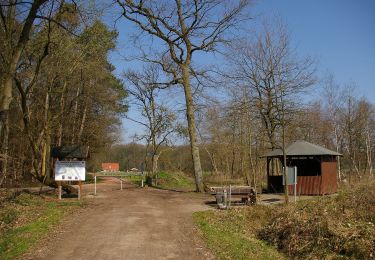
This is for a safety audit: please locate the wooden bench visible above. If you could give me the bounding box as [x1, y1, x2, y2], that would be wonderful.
[209, 185, 256, 208]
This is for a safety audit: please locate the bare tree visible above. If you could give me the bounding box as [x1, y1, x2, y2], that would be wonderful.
[322, 74, 345, 181]
[226, 21, 315, 202]
[116, 0, 249, 192]
[124, 65, 176, 180]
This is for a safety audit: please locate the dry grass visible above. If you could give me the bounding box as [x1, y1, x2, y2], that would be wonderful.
[258, 181, 375, 259]
[196, 181, 375, 259]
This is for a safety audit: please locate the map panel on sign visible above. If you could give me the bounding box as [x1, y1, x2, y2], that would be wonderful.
[55, 161, 86, 181]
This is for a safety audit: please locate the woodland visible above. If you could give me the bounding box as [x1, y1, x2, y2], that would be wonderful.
[1, 0, 374, 194]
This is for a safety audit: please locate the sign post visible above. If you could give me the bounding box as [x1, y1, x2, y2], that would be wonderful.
[294, 167, 297, 202]
[58, 181, 62, 200]
[94, 175, 97, 195]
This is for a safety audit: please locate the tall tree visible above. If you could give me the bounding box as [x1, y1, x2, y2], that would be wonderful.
[0, 0, 50, 186]
[116, 0, 249, 192]
[0, 2, 127, 189]
[226, 21, 315, 202]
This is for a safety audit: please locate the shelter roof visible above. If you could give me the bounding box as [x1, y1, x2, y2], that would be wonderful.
[261, 140, 342, 158]
[51, 145, 89, 159]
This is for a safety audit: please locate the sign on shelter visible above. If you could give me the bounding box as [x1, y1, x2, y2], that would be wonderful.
[55, 161, 86, 181]
[283, 166, 297, 185]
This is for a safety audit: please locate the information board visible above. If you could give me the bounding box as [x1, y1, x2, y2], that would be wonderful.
[283, 166, 297, 185]
[55, 161, 86, 181]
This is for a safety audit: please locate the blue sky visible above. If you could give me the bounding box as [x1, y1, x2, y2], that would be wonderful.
[107, 1, 375, 143]
[254, 0, 375, 98]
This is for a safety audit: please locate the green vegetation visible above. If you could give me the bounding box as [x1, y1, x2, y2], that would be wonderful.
[84, 174, 102, 184]
[195, 182, 374, 259]
[194, 209, 284, 260]
[0, 192, 83, 259]
[126, 175, 145, 186]
[203, 173, 246, 187]
[154, 171, 196, 191]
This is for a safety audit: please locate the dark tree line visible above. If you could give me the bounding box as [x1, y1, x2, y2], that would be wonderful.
[0, 1, 127, 188]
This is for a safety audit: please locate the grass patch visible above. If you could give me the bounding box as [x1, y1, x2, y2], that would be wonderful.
[126, 175, 145, 186]
[203, 173, 245, 187]
[0, 192, 83, 259]
[194, 209, 284, 259]
[155, 171, 196, 191]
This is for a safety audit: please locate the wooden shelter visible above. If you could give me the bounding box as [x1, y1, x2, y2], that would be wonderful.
[262, 141, 342, 195]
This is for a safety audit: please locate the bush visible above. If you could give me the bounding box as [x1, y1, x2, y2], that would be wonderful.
[154, 171, 195, 191]
[0, 208, 19, 225]
[258, 182, 375, 259]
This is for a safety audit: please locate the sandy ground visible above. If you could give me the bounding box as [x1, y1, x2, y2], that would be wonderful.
[26, 178, 214, 260]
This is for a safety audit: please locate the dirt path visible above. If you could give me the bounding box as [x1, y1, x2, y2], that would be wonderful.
[29, 179, 214, 260]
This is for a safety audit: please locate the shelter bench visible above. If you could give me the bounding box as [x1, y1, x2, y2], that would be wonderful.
[209, 185, 256, 208]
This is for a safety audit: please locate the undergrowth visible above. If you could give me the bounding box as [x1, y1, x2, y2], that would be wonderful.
[0, 192, 83, 259]
[196, 181, 374, 259]
[155, 171, 196, 191]
[259, 182, 375, 259]
[194, 208, 284, 259]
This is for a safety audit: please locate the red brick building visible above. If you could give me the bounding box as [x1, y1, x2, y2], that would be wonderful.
[101, 163, 119, 172]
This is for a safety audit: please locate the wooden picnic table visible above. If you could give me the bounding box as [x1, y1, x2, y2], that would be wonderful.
[209, 185, 256, 208]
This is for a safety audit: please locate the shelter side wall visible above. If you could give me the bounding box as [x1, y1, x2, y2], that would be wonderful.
[288, 176, 322, 195]
[321, 162, 337, 194]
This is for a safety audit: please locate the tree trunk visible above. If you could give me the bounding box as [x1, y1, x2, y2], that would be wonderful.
[366, 127, 373, 179]
[0, 115, 9, 187]
[281, 94, 289, 204]
[0, 0, 46, 137]
[71, 85, 81, 144]
[77, 101, 88, 142]
[181, 64, 204, 192]
[57, 81, 68, 146]
[41, 88, 52, 185]
[247, 121, 255, 187]
[334, 127, 342, 181]
[0, 0, 46, 185]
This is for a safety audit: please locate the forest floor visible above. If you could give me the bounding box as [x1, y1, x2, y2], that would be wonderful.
[24, 178, 214, 260]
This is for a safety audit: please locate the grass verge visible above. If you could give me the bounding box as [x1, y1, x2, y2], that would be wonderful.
[0, 192, 83, 259]
[194, 209, 284, 260]
[155, 171, 196, 191]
